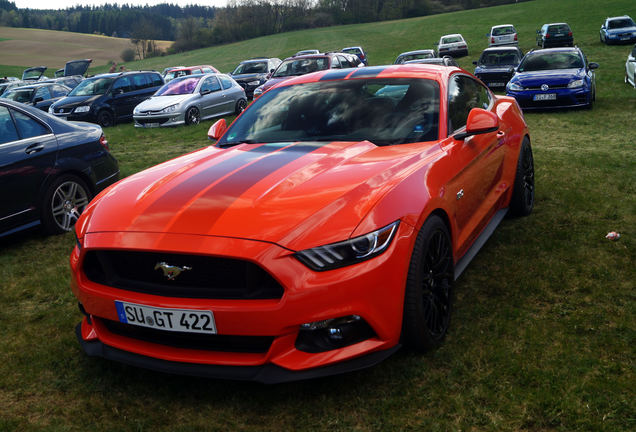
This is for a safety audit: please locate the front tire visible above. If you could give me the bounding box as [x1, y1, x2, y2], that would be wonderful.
[235, 98, 247, 114]
[41, 175, 91, 235]
[185, 107, 200, 125]
[509, 137, 534, 217]
[401, 215, 454, 352]
[96, 110, 114, 128]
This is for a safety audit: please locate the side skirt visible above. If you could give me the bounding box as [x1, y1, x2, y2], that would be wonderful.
[454, 208, 508, 280]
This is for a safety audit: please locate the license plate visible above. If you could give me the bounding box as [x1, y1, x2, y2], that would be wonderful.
[144, 122, 160, 128]
[115, 301, 216, 334]
[489, 82, 505, 87]
[554, 34, 563, 37]
[533, 93, 557, 101]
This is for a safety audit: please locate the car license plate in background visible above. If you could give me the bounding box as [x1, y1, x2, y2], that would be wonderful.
[489, 82, 505, 87]
[534, 93, 557, 101]
[144, 123, 160, 128]
[115, 301, 216, 334]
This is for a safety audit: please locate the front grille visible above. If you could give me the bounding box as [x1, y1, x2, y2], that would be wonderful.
[102, 319, 273, 353]
[136, 117, 170, 125]
[525, 84, 568, 90]
[83, 250, 284, 299]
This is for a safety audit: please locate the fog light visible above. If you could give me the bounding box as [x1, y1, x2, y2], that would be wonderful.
[296, 315, 375, 353]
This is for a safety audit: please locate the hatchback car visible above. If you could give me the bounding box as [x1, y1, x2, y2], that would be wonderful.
[164, 66, 219, 83]
[506, 47, 598, 109]
[436, 34, 468, 57]
[70, 64, 534, 383]
[49, 71, 164, 127]
[626, 44, 636, 88]
[473, 46, 523, 89]
[1, 82, 71, 111]
[600, 16, 636, 44]
[394, 50, 436, 64]
[133, 73, 247, 127]
[230, 57, 282, 98]
[536, 23, 574, 48]
[488, 24, 518, 46]
[342, 46, 368, 65]
[0, 99, 119, 238]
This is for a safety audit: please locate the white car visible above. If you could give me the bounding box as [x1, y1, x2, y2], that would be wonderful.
[488, 24, 518, 46]
[626, 44, 636, 88]
[436, 34, 468, 58]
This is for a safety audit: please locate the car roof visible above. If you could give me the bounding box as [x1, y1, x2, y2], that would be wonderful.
[607, 15, 632, 20]
[545, 22, 570, 26]
[342, 46, 363, 50]
[398, 49, 435, 56]
[491, 24, 515, 28]
[441, 33, 463, 38]
[481, 46, 522, 52]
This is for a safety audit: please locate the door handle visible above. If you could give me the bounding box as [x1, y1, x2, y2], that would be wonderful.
[25, 143, 45, 154]
[496, 130, 506, 137]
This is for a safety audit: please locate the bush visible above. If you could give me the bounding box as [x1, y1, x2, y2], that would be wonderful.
[120, 48, 135, 62]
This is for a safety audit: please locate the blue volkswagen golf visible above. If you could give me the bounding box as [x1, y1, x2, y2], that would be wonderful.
[506, 47, 598, 109]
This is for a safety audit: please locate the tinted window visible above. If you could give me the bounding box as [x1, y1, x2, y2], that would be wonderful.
[69, 77, 113, 96]
[448, 75, 492, 134]
[150, 73, 163, 87]
[51, 85, 69, 97]
[478, 50, 520, 65]
[132, 74, 150, 90]
[12, 109, 50, 139]
[518, 51, 584, 71]
[219, 75, 233, 90]
[0, 106, 19, 144]
[331, 56, 341, 69]
[273, 58, 330, 77]
[34, 86, 51, 100]
[548, 24, 571, 34]
[112, 76, 133, 93]
[201, 76, 221, 93]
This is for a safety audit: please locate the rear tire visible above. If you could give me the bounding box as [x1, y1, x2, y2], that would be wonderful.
[509, 137, 534, 217]
[401, 215, 454, 352]
[41, 175, 91, 235]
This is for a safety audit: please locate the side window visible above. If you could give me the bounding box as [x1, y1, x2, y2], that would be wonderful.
[0, 106, 19, 144]
[12, 109, 50, 139]
[337, 55, 351, 68]
[219, 75, 233, 90]
[34, 86, 51, 101]
[447, 75, 492, 134]
[132, 74, 150, 90]
[331, 56, 341, 69]
[150, 73, 163, 87]
[112, 76, 132, 93]
[52, 85, 68, 97]
[201, 76, 221, 93]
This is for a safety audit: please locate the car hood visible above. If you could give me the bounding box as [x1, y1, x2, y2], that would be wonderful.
[232, 73, 266, 82]
[79, 140, 439, 250]
[512, 68, 584, 86]
[135, 94, 193, 112]
[53, 94, 101, 108]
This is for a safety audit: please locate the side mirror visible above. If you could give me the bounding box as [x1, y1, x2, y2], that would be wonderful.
[33, 97, 44, 103]
[601, 25, 605, 29]
[454, 108, 499, 141]
[113, 88, 124, 95]
[507, 67, 516, 74]
[270, 69, 275, 73]
[266, 72, 272, 79]
[208, 119, 227, 141]
[588, 62, 599, 70]
[472, 61, 478, 65]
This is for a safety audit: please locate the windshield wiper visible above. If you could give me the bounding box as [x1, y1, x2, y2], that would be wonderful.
[217, 139, 258, 148]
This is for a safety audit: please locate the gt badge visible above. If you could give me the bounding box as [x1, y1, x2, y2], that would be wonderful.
[154, 262, 192, 280]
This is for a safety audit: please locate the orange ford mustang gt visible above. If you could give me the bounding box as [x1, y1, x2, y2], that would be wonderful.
[70, 64, 534, 383]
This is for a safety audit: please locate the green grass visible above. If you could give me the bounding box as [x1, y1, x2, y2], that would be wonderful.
[1, 0, 635, 430]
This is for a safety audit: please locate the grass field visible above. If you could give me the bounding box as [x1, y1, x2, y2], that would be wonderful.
[0, 0, 635, 430]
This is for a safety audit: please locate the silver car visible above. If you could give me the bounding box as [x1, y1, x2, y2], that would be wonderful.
[133, 73, 247, 127]
[626, 44, 636, 88]
[488, 24, 518, 46]
[436, 34, 468, 58]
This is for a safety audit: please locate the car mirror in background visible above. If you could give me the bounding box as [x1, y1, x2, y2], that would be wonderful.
[208, 119, 227, 141]
[454, 108, 499, 141]
[588, 62, 600, 69]
[508, 67, 516, 74]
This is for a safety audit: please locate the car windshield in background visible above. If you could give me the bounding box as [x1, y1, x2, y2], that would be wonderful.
[608, 18, 635, 29]
[518, 52, 584, 71]
[155, 76, 201, 96]
[233, 62, 268, 74]
[548, 24, 571, 34]
[399, 52, 434, 63]
[218, 78, 440, 147]
[69, 77, 113, 96]
[3, 89, 33, 103]
[442, 36, 462, 44]
[273, 58, 329, 77]
[479, 51, 519, 65]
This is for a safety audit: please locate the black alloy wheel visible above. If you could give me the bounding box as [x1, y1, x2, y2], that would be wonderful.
[509, 137, 534, 217]
[185, 107, 200, 125]
[235, 99, 247, 114]
[97, 110, 114, 128]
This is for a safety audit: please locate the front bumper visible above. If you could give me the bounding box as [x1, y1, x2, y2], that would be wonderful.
[70, 225, 414, 380]
[507, 86, 592, 109]
[134, 113, 185, 128]
[475, 72, 514, 89]
[437, 47, 468, 58]
[603, 32, 636, 44]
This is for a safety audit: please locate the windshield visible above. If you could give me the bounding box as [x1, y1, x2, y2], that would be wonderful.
[479, 51, 520, 66]
[233, 62, 268, 75]
[155, 76, 201, 96]
[608, 18, 635, 29]
[217, 78, 440, 147]
[518, 52, 584, 72]
[3, 89, 33, 103]
[273, 58, 330, 78]
[69, 77, 113, 96]
[492, 26, 515, 36]
[396, 52, 434, 64]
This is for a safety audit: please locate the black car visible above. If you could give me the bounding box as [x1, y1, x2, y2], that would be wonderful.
[537, 23, 574, 48]
[473, 46, 523, 89]
[49, 71, 164, 127]
[2, 82, 71, 111]
[230, 57, 282, 98]
[0, 99, 119, 238]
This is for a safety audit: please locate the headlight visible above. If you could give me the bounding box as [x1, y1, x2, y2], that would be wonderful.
[568, 79, 584, 88]
[73, 105, 90, 113]
[160, 104, 178, 114]
[253, 86, 264, 97]
[507, 82, 524, 91]
[294, 221, 399, 271]
[247, 80, 260, 86]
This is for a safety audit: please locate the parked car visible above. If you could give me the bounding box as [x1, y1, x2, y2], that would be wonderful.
[70, 64, 534, 383]
[253, 53, 356, 98]
[230, 57, 282, 98]
[506, 47, 598, 109]
[404, 56, 459, 67]
[436, 34, 468, 57]
[626, 44, 636, 88]
[473, 46, 524, 89]
[162, 66, 185, 76]
[488, 24, 518, 46]
[336, 52, 364, 68]
[49, 71, 164, 127]
[133, 73, 247, 127]
[295, 49, 320, 56]
[394, 49, 436, 64]
[0, 99, 119, 238]
[164, 65, 219, 83]
[342, 46, 368, 65]
[0, 80, 24, 97]
[22, 66, 48, 82]
[46, 59, 92, 89]
[536, 23, 574, 48]
[600, 16, 636, 44]
[1, 82, 71, 111]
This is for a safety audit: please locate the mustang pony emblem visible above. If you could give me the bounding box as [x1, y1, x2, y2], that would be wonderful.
[154, 262, 192, 280]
